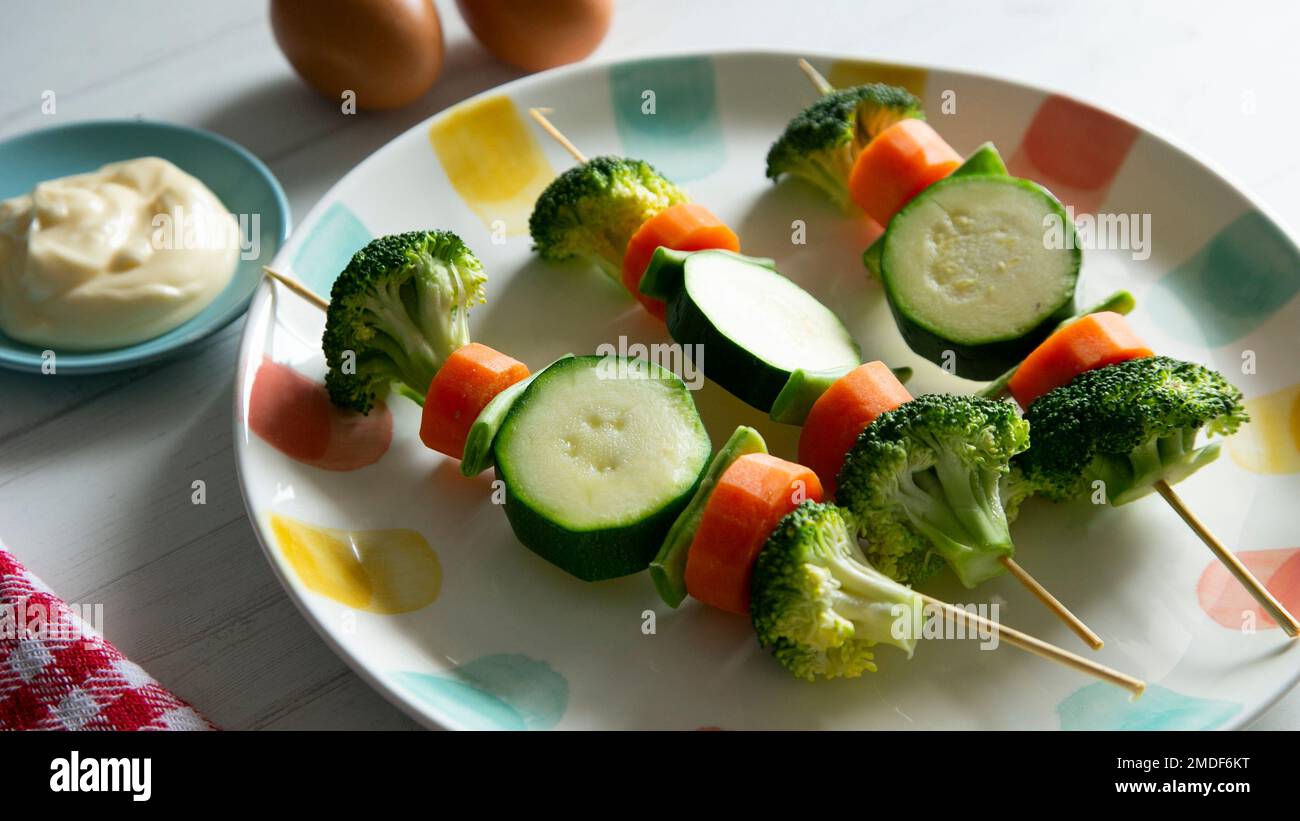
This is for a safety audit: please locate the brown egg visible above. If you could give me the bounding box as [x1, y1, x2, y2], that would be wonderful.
[456, 0, 611, 73]
[271, 0, 444, 110]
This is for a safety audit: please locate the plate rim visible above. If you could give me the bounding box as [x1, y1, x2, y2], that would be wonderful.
[0, 118, 291, 375]
[235, 47, 1300, 731]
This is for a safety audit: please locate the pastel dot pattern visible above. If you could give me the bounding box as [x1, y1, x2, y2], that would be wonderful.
[1058, 683, 1240, 730]
[429, 95, 554, 236]
[1228, 383, 1300, 474]
[248, 357, 392, 471]
[826, 59, 928, 98]
[270, 514, 441, 614]
[1145, 211, 1300, 347]
[290, 201, 371, 297]
[1008, 94, 1139, 215]
[609, 56, 726, 181]
[392, 654, 568, 730]
[1197, 548, 1300, 630]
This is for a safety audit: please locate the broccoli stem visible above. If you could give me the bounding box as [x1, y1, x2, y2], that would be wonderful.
[1090, 428, 1221, 506]
[897, 457, 1013, 588]
[825, 550, 921, 656]
[360, 293, 440, 394]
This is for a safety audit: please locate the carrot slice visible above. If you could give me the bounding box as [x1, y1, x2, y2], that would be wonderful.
[848, 119, 962, 226]
[684, 453, 823, 614]
[798, 361, 913, 497]
[420, 343, 530, 460]
[622, 203, 740, 320]
[1007, 311, 1153, 409]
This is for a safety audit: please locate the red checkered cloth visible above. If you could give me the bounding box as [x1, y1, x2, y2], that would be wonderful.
[0, 545, 215, 731]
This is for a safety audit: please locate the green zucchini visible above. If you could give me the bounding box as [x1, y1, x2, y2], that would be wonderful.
[862, 142, 1009, 279]
[649, 426, 768, 607]
[641, 248, 861, 412]
[461, 354, 574, 477]
[494, 355, 711, 581]
[769, 365, 913, 425]
[880, 174, 1080, 380]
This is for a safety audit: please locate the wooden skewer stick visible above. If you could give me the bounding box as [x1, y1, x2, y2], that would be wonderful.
[263, 266, 328, 312]
[918, 593, 1144, 696]
[797, 58, 834, 96]
[999, 556, 1103, 650]
[529, 107, 588, 164]
[1154, 480, 1300, 638]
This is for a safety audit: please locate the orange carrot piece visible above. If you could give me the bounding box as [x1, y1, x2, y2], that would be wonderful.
[420, 343, 530, 460]
[797, 362, 913, 497]
[1007, 312, 1154, 409]
[684, 453, 824, 614]
[848, 119, 962, 226]
[622, 202, 740, 320]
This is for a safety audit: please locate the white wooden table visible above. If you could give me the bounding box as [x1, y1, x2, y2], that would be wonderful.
[2, 0, 1297, 729]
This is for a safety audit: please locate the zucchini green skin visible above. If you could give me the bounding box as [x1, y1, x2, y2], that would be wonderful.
[498, 476, 702, 582]
[644, 248, 860, 412]
[950, 142, 1009, 178]
[494, 355, 711, 582]
[649, 426, 768, 607]
[460, 354, 574, 477]
[862, 142, 1009, 279]
[880, 174, 1080, 380]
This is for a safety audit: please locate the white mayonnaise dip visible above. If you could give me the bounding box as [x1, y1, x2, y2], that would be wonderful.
[0, 157, 239, 349]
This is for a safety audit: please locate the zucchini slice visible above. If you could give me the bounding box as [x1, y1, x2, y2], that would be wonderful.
[642, 248, 861, 412]
[649, 425, 768, 607]
[494, 355, 711, 581]
[862, 142, 1009, 279]
[461, 354, 574, 477]
[880, 174, 1079, 379]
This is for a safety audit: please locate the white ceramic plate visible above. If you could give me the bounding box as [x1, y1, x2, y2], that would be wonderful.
[235, 51, 1300, 730]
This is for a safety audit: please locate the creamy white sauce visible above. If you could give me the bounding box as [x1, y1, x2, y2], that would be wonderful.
[0, 157, 239, 350]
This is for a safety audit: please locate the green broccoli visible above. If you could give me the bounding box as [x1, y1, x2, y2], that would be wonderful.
[751, 501, 922, 681]
[765, 84, 924, 210]
[999, 464, 1038, 525]
[836, 394, 1029, 588]
[528, 155, 688, 279]
[322, 230, 487, 414]
[1014, 356, 1247, 506]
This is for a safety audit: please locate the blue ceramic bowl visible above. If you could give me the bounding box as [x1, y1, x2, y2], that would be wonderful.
[0, 120, 289, 374]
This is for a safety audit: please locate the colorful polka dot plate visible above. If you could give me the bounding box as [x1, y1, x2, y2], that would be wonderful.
[234, 51, 1300, 730]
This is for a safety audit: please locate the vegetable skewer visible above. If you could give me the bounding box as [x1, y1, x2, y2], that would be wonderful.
[781, 61, 1082, 380]
[528, 112, 1104, 648]
[751, 496, 1142, 692]
[812, 367, 1103, 648]
[269, 249, 1143, 693]
[996, 316, 1300, 638]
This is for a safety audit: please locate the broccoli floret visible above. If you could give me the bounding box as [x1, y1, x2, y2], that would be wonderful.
[528, 155, 688, 279]
[999, 464, 1038, 525]
[765, 84, 924, 210]
[836, 394, 1029, 588]
[1014, 356, 1247, 506]
[322, 230, 487, 413]
[752, 501, 923, 681]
